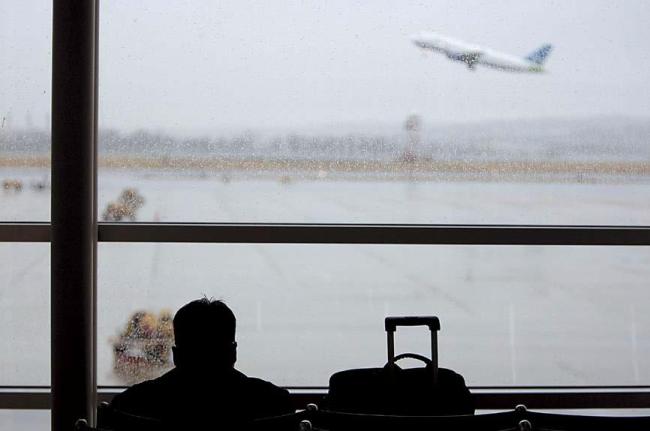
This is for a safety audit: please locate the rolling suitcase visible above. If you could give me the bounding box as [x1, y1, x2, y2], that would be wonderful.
[326, 316, 474, 416]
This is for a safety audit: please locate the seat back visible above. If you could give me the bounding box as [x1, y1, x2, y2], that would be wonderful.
[75, 419, 97, 431]
[96, 402, 311, 431]
[247, 410, 312, 431]
[311, 408, 523, 431]
[526, 410, 650, 431]
[96, 403, 165, 431]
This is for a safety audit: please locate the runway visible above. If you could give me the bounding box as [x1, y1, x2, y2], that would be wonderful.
[1, 168, 649, 388]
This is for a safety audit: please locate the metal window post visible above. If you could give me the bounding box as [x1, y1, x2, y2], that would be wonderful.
[92, 0, 100, 418]
[51, 0, 98, 430]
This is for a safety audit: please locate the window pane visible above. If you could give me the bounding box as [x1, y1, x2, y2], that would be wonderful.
[98, 244, 650, 387]
[0, 0, 51, 222]
[99, 1, 650, 224]
[97, 178, 650, 224]
[0, 410, 49, 431]
[0, 244, 49, 385]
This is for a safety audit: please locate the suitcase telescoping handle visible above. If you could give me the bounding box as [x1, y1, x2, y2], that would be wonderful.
[385, 316, 440, 382]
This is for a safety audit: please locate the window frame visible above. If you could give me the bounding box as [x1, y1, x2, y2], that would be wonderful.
[5, 0, 650, 422]
[2, 221, 650, 410]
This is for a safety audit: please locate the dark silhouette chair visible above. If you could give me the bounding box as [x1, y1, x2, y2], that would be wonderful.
[247, 410, 313, 431]
[79, 401, 312, 431]
[76, 402, 164, 431]
[524, 410, 650, 431]
[74, 419, 96, 431]
[75, 402, 650, 431]
[310, 404, 527, 431]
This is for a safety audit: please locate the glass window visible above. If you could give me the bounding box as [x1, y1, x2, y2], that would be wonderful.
[0, 244, 49, 386]
[99, 244, 650, 387]
[0, 0, 52, 222]
[0, 410, 49, 431]
[99, 1, 650, 224]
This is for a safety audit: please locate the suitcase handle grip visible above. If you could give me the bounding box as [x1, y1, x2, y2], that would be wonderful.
[385, 316, 440, 332]
[392, 352, 432, 365]
[385, 316, 439, 384]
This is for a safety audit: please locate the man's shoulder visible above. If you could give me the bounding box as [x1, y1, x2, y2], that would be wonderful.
[238, 373, 293, 415]
[110, 368, 293, 419]
[242, 375, 289, 396]
[110, 370, 177, 415]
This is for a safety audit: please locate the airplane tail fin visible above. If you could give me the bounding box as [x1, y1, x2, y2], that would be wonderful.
[525, 44, 553, 65]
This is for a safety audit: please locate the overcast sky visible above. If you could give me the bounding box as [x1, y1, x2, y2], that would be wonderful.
[2, 0, 650, 134]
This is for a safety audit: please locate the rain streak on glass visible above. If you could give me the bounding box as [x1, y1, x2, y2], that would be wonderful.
[96, 0, 650, 225]
[92, 0, 650, 387]
[4, 0, 650, 391]
[97, 244, 650, 387]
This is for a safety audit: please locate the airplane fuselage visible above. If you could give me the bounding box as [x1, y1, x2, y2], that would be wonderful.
[412, 32, 547, 73]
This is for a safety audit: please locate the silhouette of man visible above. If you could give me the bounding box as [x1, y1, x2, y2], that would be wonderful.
[110, 298, 293, 427]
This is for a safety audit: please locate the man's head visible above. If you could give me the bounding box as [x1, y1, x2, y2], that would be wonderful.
[171, 298, 237, 370]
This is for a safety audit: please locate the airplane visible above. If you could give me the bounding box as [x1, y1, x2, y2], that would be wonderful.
[411, 31, 552, 73]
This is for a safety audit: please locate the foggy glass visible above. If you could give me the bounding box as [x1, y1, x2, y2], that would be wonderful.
[96, 1, 650, 224]
[0, 410, 50, 431]
[2, 0, 650, 393]
[97, 244, 650, 387]
[0, 244, 49, 386]
[0, 0, 52, 222]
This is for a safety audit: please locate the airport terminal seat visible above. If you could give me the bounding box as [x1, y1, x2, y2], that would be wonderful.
[247, 410, 313, 431]
[91, 402, 164, 431]
[309, 404, 527, 431]
[78, 402, 650, 431]
[79, 401, 312, 431]
[75, 419, 96, 431]
[523, 410, 650, 431]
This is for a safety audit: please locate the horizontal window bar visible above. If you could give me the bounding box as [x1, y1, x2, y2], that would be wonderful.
[3, 387, 650, 410]
[0, 223, 50, 242]
[2, 222, 650, 245]
[0, 389, 49, 410]
[3, 222, 650, 245]
[98, 223, 650, 245]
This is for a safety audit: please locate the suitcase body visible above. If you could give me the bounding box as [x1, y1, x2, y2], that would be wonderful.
[326, 316, 474, 416]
